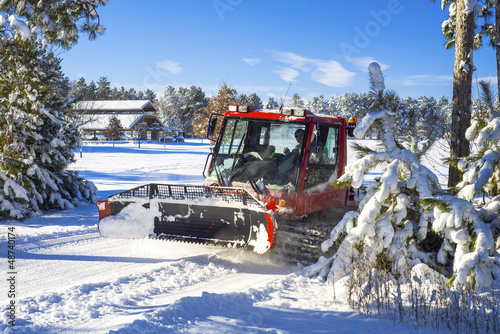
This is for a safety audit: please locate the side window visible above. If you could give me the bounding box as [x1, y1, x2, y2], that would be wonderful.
[259, 126, 270, 145]
[305, 125, 339, 189]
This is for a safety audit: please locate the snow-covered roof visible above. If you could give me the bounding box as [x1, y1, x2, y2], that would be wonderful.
[80, 113, 165, 131]
[73, 100, 157, 112]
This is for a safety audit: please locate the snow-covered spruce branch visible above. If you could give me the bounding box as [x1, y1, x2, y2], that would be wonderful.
[318, 62, 500, 290]
[0, 169, 30, 219]
[421, 195, 500, 289]
[457, 113, 500, 201]
[0, 0, 107, 47]
[325, 149, 442, 280]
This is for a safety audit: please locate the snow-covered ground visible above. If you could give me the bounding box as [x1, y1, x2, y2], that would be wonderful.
[0, 139, 445, 333]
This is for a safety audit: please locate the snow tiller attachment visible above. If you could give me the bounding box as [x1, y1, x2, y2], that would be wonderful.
[97, 183, 277, 254]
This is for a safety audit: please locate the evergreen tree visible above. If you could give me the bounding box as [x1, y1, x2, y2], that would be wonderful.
[456, 80, 500, 203]
[69, 77, 90, 100]
[318, 63, 500, 290]
[104, 115, 124, 145]
[157, 85, 182, 128]
[143, 89, 157, 104]
[474, 1, 500, 101]
[127, 88, 138, 100]
[237, 94, 249, 105]
[178, 85, 208, 137]
[330, 92, 373, 120]
[290, 93, 305, 108]
[116, 87, 128, 100]
[247, 93, 263, 108]
[109, 87, 118, 100]
[87, 81, 98, 100]
[395, 96, 447, 156]
[0, 39, 97, 219]
[96, 76, 112, 100]
[0, 0, 106, 220]
[0, 0, 107, 49]
[195, 83, 237, 138]
[266, 97, 279, 109]
[327, 95, 340, 115]
[307, 95, 328, 114]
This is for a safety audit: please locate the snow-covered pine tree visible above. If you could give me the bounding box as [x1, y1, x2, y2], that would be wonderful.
[327, 95, 341, 116]
[331, 92, 373, 123]
[178, 85, 208, 137]
[418, 81, 500, 289]
[0, 0, 106, 219]
[104, 115, 124, 145]
[69, 77, 92, 101]
[454, 80, 500, 257]
[456, 81, 500, 201]
[142, 89, 157, 104]
[290, 93, 305, 108]
[307, 95, 328, 114]
[157, 86, 182, 128]
[0, 39, 97, 219]
[318, 62, 500, 289]
[395, 97, 446, 156]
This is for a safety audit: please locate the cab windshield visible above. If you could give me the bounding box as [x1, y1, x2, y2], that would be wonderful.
[208, 117, 307, 192]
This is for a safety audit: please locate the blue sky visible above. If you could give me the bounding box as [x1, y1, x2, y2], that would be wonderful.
[60, 0, 498, 102]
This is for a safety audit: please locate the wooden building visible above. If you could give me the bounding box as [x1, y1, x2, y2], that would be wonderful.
[72, 100, 175, 141]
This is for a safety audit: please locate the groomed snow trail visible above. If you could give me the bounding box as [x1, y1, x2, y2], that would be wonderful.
[1, 206, 293, 333]
[0, 140, 441, 333]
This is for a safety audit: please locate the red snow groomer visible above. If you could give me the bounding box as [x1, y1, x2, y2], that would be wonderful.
[97, 105, 357, 263]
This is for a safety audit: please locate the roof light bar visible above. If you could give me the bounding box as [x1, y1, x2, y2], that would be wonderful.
[293, 108, 305, 117]
[228, 105, 249, 113]
[281, 108, 306, 117]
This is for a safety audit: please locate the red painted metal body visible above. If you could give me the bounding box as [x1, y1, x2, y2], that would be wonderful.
[204, 106, 356, 218]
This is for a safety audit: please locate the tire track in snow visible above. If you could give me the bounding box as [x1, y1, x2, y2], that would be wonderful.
[68, 266, 289, 333]
[12, 257, 283, 333]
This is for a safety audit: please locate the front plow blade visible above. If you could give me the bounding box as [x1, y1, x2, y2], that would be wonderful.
[97, 184, 276, 255]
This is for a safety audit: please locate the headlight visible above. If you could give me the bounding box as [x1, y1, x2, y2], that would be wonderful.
[281, 108, 306, 117]
[228, 105, 249, 112]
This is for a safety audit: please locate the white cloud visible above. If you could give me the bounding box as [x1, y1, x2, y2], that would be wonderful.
[403, 74, 452, 86]
[273, 67, 300, 82]
[157, 59, 183, 74]
[242, 58, 261, 66]
[312, 60, 356, 87]
[272, 52, 309, 71]
[269, 51, 355, 87]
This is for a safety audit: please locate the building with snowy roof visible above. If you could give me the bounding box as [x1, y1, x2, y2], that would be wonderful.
[72, 100, 183, 142]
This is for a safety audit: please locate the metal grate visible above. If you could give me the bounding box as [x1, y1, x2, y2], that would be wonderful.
[111, 183, 262, 207]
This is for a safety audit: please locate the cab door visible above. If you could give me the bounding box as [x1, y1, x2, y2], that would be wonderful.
[296, 123, 348, 215]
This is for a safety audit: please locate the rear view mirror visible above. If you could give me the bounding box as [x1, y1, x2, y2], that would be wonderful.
[207, 114, 222, 142]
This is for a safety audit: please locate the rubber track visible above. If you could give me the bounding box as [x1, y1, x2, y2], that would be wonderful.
[150, 233, 247, 249]
[271, 206, 357, 265]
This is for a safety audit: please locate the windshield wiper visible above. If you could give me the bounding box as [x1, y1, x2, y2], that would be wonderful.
[227, 132, 247, 184]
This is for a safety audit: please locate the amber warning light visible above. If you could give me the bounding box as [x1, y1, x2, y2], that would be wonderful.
[347, 117, 356, 137]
